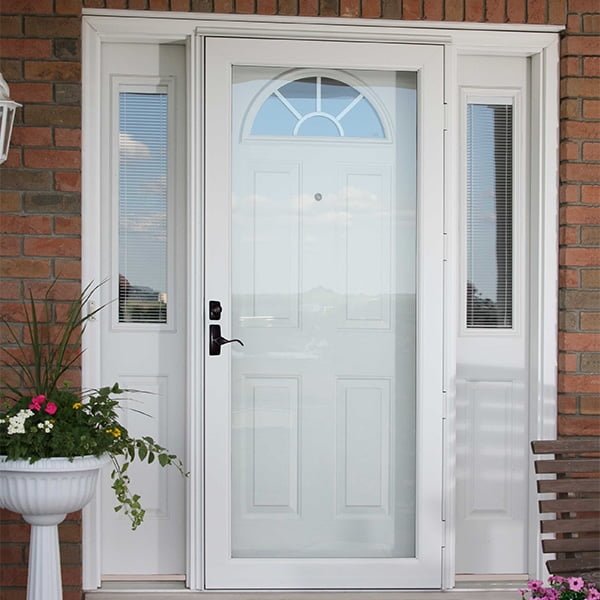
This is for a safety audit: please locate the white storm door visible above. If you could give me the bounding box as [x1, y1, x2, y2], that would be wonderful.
[204, 37, 444, 589]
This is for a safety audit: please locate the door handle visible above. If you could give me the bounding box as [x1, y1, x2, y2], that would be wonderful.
[209, 324, 244, 356]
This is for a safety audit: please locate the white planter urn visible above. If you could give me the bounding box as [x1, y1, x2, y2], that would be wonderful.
[0, 455, 109, 600]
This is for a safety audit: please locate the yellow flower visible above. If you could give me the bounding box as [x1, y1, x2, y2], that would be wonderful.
[72, 402, 82, 410]
[108, 427, 121, 438]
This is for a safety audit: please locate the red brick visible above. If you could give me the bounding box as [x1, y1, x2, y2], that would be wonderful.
[561, 206, 600, 224]
[0, 523, 29, 543]
[561, 57, 580, 76]
[423, 0, 442, 20]
[0, 258, 50, 278]
[279, 0, 299, 14]
[0, 0, 53, 13]
[24, 16, 80, 37]
[566, 13, 580, 32]
[257, 0, 277, 12]
[362, 0, 381, 17]
[559, 373, 600, 393]
[465, 0, 484, 20]
[0, 38, 52, 59]
[561, 77, 600, 98]
[55, 0, 82, 13]
[583, 14, 600, 33]
[581, 397, 600, 414]
[560, 225, 578, 245]
[558, 415, 600, 436]
[3, 147, 22, 168]
[558, 395, 578, 414]
[24, 237, 80, 257]
[561, 247, 600, 266]
[0, 565, 28, 587]
[170, 0, 191, 9]
[560, 183, 581, 203]
[235, 0, 255, 11]
[128, 0, 148, 8]
[562, 36, 600, 57]
[583, 100, 600, 119]
[582, 142, 600, 161]
[55, 172, 81, 192]
[0, 281, 21, 299]
[341, 0, 360, 16]
[0, 192, 21, 213]
[560, 267, 579, 287]
[583, 57, 600, 78]
[0, 15, 23, 36]
[582, 185, 600, 203]
[402, 0, 421, 19]
[8, 82, 53, 104]
[24, 61, 81, 82]
[299, 0, 318, 13]
[11, 126, 52, 147]
[559, 332, 600, 352]
[561, 98, 580, 119]
[24, 280, 81, 301]
[53, 258, 81, 280]
[214, 0, 234, 10]
[54, 216, 81, 235]
[567, 0, 598, 10]
[444, 0, 463, 20]
[526, 0, 544, 23]
[54, 129, 81, 148]
[547, 0, 566, 25]
[0, 545, 24, 564]
[506, 0, 525, 22]
[559, 352, 578, 371]
[0, 237, 20, 257]
[561, 163, 600, 183]
[560, 140, 579, 160]
[24, 149, 80, 169]
[0, 215, 52, 235]
[149, 0, 169, 7]
[485, 0, 505, 22]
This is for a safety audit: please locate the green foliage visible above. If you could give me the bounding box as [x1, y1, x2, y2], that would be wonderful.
[0, 284, 187, 530]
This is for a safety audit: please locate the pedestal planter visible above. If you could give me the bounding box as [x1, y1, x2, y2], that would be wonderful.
[0, 455, 109, 600]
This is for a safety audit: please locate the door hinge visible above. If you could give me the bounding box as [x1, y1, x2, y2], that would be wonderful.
[443, 103, 448, 131]
[443, 232, 448, 262]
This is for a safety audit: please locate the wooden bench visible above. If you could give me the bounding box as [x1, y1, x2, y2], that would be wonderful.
[531, 439, 600, 585]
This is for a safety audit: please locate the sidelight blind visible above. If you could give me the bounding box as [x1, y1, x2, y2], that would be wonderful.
[466, 102, 513, 329]
[118, 90, 169, 324]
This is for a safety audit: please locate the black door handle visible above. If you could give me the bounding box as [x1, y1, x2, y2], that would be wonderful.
[209, 324, 244, 356]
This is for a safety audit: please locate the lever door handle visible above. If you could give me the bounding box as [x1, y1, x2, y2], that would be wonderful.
[209, 324, 244, 356]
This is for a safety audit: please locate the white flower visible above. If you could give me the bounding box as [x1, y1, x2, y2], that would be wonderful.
[6, 409, 35, 435]
[37, 420, 54, 433]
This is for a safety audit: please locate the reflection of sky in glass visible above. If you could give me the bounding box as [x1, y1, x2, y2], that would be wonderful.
[467, 103, 513, 324]
[251, 76, 385, 138]
[119, 92, 168, 294]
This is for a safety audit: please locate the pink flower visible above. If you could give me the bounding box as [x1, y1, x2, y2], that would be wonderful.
[568, 577, 585, 592]
[588, 588, 600, 600]
[549, 576, 565, 585]
[529, 580, 544, 592]
[543, 589, 558, 600]
[28, 394, 46, 411]
[44, 402, 57, 416]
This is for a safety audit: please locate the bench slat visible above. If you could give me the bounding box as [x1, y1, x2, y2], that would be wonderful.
[547, 557, 600, 574]
[539, 498, 600, 513]
[541, 518, 600, 534]
[532, 440, 600, 454]
[538, 479, 600, 493]
[542, 537, 600, 553]
[535, 459, 600, 474]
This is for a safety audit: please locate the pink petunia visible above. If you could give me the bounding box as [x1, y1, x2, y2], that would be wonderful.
[588, 588, 600, 600]
[568, 577, 585, 592]
[549, 576, 565, 585]
[44, 402, 57, 415]
[528, 580, 544, 592]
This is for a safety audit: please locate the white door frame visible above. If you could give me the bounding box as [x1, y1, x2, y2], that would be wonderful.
[81, 11, 560, 592]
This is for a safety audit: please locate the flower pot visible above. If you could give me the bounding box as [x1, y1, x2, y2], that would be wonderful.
[0, 455, 109, 600]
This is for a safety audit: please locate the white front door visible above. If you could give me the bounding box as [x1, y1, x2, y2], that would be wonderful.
[204, 37, 445, 589]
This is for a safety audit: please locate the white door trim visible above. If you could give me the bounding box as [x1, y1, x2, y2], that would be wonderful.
[81, 13, 559, 592]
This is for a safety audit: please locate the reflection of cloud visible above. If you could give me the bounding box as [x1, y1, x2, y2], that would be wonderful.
[142, 175, 167, 195]
[121, 212, 166, 240]
[120, 133, 151, 160]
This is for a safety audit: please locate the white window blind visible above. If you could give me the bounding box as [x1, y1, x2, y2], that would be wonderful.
[466, 102, 513, 329]
[118, 90, 168, 324]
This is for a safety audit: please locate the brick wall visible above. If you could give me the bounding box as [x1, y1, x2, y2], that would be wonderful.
[0, 0, 597, 598]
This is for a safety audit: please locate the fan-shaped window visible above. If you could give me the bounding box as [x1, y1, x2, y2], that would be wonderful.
[251, 76, 385, 139]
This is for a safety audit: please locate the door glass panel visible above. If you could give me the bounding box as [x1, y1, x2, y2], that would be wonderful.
[231, 67, 417, 559]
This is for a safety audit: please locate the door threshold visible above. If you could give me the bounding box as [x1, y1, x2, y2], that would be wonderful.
[86, 591, 520, 599]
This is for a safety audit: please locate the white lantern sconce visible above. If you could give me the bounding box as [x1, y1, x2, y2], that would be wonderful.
[0, 73, 21, 165]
